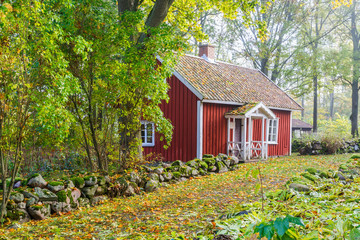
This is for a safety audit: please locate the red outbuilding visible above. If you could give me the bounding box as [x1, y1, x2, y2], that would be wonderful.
[142, 44, 303, 162]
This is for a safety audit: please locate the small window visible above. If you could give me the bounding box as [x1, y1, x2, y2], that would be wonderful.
[141, 121, 155, 147]
[268, 119, 279, 144]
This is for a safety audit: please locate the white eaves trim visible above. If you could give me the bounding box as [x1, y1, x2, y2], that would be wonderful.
[244, 102, 276, 119]
[269, 107, 295, 112]
[202, 99, 244, 105]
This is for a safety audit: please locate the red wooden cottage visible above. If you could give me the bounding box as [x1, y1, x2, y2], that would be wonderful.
[142, 44, 303, 162]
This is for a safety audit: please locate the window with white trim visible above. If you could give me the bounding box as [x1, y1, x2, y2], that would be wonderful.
[268, 119, 279, 144]
[141, 121, 155, 147]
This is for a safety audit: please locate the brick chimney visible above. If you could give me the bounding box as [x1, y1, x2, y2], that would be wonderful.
[198, 44, 215, 61]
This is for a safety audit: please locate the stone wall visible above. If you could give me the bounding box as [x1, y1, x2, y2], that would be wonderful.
[293, 139, 360, 155]
[2, 153, 244, 227]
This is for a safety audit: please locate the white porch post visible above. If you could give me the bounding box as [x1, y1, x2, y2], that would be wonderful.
[242, 118, 247, 160]
[265, 117, 269, 159]
[261, 117, 265, 159]
[227, 118, 230, 155]
[248, 117, 252, 160]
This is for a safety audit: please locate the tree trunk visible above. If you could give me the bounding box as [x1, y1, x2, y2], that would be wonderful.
[351, 2, 360, 137]
[313, 75, 318, 133]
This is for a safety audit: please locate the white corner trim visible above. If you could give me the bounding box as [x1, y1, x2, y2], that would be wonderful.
[197, 101, 203, 159]
[289, 111, 292, 155]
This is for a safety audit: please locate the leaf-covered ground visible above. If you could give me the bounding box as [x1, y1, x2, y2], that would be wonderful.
[1, 154, 348, 239]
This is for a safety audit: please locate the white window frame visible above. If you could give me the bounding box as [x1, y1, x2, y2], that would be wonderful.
[268, 119, 279, 144]
[141, 121, 155, 147]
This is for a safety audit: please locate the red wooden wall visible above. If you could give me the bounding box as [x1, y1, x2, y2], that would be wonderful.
[142, 75, 199, 162]
[268, 110, 291, 156]
[202, 103, 237, 156]
[202, 105, 291, 158]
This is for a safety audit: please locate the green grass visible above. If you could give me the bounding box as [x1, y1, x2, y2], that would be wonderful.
[1, 154, 348, 239]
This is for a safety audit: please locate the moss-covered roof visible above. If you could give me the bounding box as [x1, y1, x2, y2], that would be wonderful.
[174, 55, 302, 110]
[226, 102, 258, 115]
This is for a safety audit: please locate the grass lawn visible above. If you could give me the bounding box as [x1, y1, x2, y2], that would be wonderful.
[1, 154, 349, 239]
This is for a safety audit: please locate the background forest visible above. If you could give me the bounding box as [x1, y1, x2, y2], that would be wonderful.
[188, 0, 356, 139]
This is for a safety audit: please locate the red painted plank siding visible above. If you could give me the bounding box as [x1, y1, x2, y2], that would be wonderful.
[251, 110, 291, 156]
[143, 75, 199, 162]
[202, 103, 236, 156]
[268, 110, 291, 156]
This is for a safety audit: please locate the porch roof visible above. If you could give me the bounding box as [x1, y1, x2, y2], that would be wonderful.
[225, 102, 276, 119]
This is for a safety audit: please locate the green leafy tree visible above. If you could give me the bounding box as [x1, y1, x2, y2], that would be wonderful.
[0, 1, 75, 223]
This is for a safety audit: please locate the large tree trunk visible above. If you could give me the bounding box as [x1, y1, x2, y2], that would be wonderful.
[117, 0, 175, 160]
[351, 2, 360, 137]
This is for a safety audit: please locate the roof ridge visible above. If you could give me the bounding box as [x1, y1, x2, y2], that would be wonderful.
[256, 70, 303, 110]
[182, 53, 258, 71]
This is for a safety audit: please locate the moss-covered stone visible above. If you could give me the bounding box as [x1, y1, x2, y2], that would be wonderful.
[199, 161, 208, 170]
[171, 160, 183, 167]
[186, 160, 199, 169]
[83, 176, 94, 181]
[202, 154, 214, 158]
[319, 171, 329, 178]
[339, 164, 349, 171]
[203, 158, 216, 166]
[179, 166, 192, 177]
[32, 205, 44, 210]
[97, 176, 106, 186]
[351, 154, 360, 159]
[215, 161, 228, 173]
[306, 167, 317, 175]
[198, 169, 206, 176]
[71, 177, 85, 188]
[57, 190, 67, 203]
[301, 172, 318, 182]
[48, 181, 64, 187]
[172, 172, 181, 179]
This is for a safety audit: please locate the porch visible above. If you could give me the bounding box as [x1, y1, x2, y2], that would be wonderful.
[225, 102, 277, 161]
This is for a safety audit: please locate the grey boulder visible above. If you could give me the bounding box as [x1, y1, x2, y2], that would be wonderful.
[27, 174, 47, 188]
[10, 192, 24, 203]
[289, 183, 310, 192]
[28, 204, 51, 220]
[35, 187, 58, 201]
[145, 180, 158, 192]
